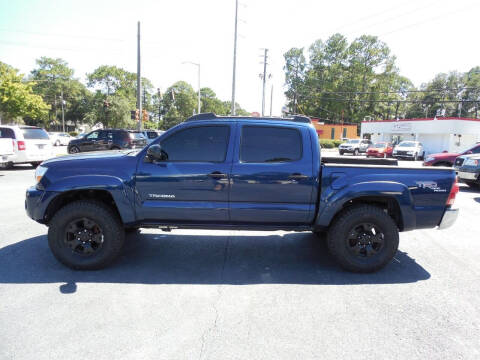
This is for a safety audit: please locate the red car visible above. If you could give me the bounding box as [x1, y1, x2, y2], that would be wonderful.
[366, 142, 393, 158]
[423, 143, 480, 167]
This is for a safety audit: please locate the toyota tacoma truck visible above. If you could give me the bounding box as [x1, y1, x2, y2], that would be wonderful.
[25, 114, 459, 272]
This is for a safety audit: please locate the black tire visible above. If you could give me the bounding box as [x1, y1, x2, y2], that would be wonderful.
[30, 162, 41, 168]
[339, 151, 344, 156]
[464, 180, 480, 188]
[69, 146, 80, 154]
[48, 200, 125, 270]
[4, 161, 14, 169]
[353, 149, 359, 156]
[433, 162, 452, 167]
[327, 204, 399, 273]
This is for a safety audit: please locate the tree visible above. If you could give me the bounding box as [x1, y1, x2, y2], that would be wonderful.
[283, 48, 306, 114]
[161, 81, 197, 129]
[0, 62, 49, 124]
[283, 34, 411, 123]
[30, 57, 90, 128]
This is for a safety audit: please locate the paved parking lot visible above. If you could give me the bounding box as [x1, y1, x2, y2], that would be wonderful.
[0, 154, 479, 359]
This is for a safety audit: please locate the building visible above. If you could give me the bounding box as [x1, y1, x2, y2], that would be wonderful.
[311, 119, 358, 140]
[361, 117, 480, 155]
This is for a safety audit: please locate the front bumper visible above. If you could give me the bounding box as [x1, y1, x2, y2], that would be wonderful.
[393, 154, 415, 160]
[25, 186, 56, 223]
[438, 207, 459, 230]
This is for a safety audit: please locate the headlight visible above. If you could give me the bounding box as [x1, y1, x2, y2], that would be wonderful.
[425, 156, 435, 162]
[35, 165, 48, 183]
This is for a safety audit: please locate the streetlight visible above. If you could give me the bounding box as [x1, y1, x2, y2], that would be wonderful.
[182, 61, 201, 114]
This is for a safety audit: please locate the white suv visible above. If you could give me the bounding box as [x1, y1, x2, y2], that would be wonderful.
[0, 125, 54, 168]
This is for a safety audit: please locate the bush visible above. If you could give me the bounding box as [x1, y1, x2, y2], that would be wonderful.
[69, 131, 78, 137]
[319, 139, 335, 148]
[332, 140, 343, 147]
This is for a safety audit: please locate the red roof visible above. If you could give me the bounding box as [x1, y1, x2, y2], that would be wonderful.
[362, 117, 480, 123]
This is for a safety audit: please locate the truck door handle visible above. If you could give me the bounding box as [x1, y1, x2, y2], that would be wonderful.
[208, 171, 227, 179]
[289, 173, 308, 179]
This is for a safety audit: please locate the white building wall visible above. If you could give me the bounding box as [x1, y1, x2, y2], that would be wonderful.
[361, 118, 480, 155]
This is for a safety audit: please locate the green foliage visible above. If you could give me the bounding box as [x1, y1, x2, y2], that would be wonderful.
[4, 57, 250, 130]
[30, 57, 90, 128]
[0, 62, 50, 124]
[284, 34, 415, 123]
[161, 81, 197, 129]
[69, 131, 78, 136]
[319, 139, 336, 148]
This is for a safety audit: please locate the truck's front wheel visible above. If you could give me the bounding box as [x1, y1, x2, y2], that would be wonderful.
[48, 200, 125, 270]
[327, 205, 399, 273]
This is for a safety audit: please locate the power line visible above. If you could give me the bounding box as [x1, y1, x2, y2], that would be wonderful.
[0, 28, 127, 42]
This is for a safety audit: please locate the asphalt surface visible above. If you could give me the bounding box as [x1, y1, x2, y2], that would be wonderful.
[0, 148, 479, 359]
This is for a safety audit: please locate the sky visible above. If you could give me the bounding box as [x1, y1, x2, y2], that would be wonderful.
[1, 0, 479, 116]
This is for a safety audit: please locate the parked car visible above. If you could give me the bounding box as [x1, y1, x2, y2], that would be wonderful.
[366, 142, 393, 158]
[424, 142, 480, 167]
[48, 132, 73, 146]
[0, 125, 53, 168]
[0, 131, 15, 167]
[68, 129, 147, 154]
[338, 139, 372, 156]
[456, 154, 480, 188]
[392, 141, 424, 160]
[26, 113, 459, 273]
[140, 130, 161, 144]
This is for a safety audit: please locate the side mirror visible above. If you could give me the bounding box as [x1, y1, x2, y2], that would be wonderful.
[146, 144, 167, 162]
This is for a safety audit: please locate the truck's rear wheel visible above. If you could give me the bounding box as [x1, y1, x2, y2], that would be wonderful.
[48, 200, 125, 270]
[327, 204, 399, 273]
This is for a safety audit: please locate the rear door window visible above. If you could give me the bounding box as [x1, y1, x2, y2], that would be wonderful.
[240, 126, 302, 163]
[21, 128, 49, 140]
[0, 128, 15, 139]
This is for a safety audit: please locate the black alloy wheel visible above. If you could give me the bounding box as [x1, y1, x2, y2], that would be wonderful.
[69, 146, 80, 154]
[346, 223, 385, 258]
[64, 217, 104, 255]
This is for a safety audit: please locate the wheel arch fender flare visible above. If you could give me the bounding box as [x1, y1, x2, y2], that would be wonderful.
[45, 175, 135, 224]
[314, 181, 416, 231]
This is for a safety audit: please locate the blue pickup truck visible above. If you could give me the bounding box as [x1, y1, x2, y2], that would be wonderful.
[25, 114, 459, 272]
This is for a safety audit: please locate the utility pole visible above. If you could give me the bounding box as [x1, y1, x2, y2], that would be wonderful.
[269, 84, 273, 116]
[136, 21, 142, 131]
[61, 90, 65, 132]
[157, 88, 162, 124]
[231, 0, 238, 115]
[261, 48, 268, 116]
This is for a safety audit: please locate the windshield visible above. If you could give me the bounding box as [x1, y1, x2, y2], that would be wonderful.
[347, 139, 360, 144]
[398, 141, 416, 147]
[373, 142, 386, 148]
[22, 128, 49, 140]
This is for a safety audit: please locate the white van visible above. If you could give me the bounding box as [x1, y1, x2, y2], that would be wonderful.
[0, 125, 54, 167]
